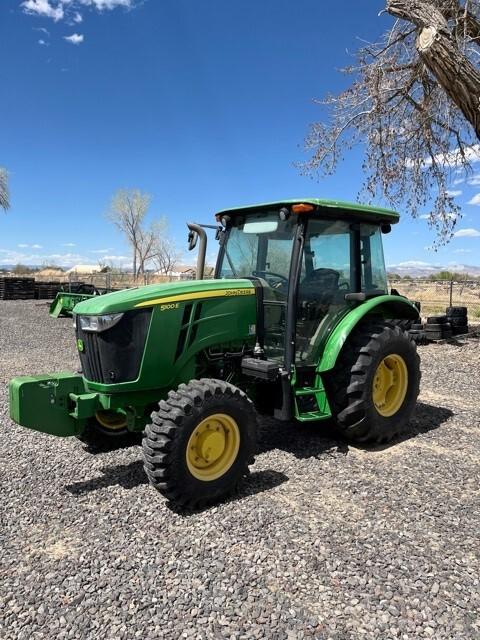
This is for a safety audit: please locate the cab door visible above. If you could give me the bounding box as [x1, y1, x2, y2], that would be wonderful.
[295, 218, 356, 365]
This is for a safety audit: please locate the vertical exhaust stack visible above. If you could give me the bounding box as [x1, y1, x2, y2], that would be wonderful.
[187, 223, 207, 280]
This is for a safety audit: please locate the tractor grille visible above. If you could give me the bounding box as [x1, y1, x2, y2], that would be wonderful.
[77, 309, 152, 384]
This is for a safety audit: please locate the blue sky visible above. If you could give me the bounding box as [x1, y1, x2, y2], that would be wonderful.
[1, 0, 480, 271]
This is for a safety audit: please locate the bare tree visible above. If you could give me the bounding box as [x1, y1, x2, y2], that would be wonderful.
[0, 168, 10, 211]
[107, 189, 151, 279]
[150, 219, 182, 277]
[301, 0, 480, 244]
[136, 224, 157, 281]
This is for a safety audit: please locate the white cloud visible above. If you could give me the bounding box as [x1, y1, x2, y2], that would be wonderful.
[435, 144, 480, 167]
[89, 248, 113, 254]
[408, 144, 480, 170]
[467, 193, 480, 205]
[79, 0, 133, 9]
[22, 0, 136, 32]
[64, 33, 84, 44]
[0, 248, 89, 267]
[454, 248, 472, 254]
[22, 0, 64, 22]
[394, 260, 433, 268]
[420, 212, 456, 220]
[38, 39, 49, 45]
[1, 248, 131, 268]
[62, 242, 76, 247]
[103, 254, 130, 261]
[46, 253, 87, 261]
[16, 243, 43, 249]
[467, 174, 480, 186]
[453, 177, 465, 185]
[446, 189, 462, 197]
[453, 228, 480, 238]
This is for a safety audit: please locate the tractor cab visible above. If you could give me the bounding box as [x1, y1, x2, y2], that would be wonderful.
[212, 200, 393, 368]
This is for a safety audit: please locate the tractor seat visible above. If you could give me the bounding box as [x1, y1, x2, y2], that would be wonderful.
[299, 268, 341, 303]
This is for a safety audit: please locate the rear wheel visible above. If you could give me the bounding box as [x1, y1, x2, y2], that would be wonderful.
[143, 379, 256, 508]
[326, 322, 420, 443]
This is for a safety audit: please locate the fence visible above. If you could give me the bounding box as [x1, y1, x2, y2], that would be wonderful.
[389, 279, 480, 319]
[6, 271, 480, 319]
[32, 271, 195, 291]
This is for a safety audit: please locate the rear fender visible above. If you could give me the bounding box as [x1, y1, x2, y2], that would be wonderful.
[316, 295, 419, 374]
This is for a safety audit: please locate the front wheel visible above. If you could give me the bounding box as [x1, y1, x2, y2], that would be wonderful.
[326, 322, 421, 443]
[143, 379, 257, 508]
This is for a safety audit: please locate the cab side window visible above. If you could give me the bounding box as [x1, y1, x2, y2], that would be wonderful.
[360, 225, 388, 294]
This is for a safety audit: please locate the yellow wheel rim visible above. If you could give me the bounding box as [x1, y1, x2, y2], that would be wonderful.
[186, 413, 240, 482]
[95, 410, 127, 431]
[372, 354, 408, 417]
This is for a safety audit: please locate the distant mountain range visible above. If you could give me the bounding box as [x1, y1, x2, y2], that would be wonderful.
[0, 264, 47, 271]
[387, 262, 480, 278]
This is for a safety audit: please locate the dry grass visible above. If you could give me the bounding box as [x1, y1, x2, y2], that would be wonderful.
[390, 279, 480, 317]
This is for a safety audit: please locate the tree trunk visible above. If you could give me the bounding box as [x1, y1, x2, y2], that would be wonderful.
[133, 248, 137, 282]
[387, 0, 480, 139]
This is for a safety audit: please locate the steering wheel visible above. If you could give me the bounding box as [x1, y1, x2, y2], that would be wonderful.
[252, 270, 289, 289]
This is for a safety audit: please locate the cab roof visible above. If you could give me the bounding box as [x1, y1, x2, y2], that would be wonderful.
[215, 198, 399, 224]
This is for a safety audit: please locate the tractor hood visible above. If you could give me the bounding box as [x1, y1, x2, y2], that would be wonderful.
[73, 278, 255, 315]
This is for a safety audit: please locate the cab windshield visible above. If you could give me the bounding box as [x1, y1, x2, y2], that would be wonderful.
[218, 210, 296, 288]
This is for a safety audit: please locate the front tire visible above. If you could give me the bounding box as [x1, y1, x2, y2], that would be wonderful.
[143, 379, 257, 508]
[326, 322, 420, 443]
[76, 410, 140, 450]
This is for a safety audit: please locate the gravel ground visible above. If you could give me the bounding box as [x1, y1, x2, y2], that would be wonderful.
[0, 300, 479, 640]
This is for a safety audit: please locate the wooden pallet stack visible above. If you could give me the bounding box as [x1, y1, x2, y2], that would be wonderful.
[34, 281, 63, 299]
[0, 277, 36, 300]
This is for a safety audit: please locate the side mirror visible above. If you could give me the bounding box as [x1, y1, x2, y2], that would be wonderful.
[216, 225, 227, 246]
[381, 224, 391, 234]
[188, 230, 198, 251]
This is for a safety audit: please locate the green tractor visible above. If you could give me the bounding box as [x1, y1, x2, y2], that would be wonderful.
[9, 199, 420, 507]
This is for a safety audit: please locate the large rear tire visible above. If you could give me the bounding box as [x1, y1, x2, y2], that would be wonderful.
[143, 379, 257, 508]
[325, 322, 420, 443]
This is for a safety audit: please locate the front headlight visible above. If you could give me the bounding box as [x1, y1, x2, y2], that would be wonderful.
[79, 313, 124, 333]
